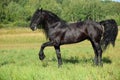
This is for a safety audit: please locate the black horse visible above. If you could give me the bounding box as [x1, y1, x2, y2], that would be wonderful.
[30, 8, 118, 67]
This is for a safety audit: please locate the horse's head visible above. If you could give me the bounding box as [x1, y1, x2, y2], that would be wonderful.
[30, 8, 61, 31]
[30, 8, 44, 31]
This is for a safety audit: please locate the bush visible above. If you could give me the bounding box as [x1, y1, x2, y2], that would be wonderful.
[13, 21, 29, 27]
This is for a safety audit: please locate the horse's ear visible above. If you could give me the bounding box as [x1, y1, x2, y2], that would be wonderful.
[36, 8, 39, 11]
[40, 8, 43, 12]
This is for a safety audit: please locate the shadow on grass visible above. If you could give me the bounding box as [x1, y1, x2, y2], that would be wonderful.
[62, 56, 93, 64]
[50, 56, 81, 64]
[102, 57, 112, 64]
[0, 61, 15, 67]
[51, 56, 112, 64]
[63, 57, 80, 64]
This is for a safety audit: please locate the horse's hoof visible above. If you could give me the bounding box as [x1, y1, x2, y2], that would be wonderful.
[58, 64, 62, 68]
[92, 62, 103, 67]
[99, 63, 103, 67]
[58, 62, 63, 68]
[39, 54, 45, 60]
[92, 63, 98, 67]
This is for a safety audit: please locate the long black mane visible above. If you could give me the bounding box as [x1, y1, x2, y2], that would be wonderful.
[31, 9, 66, 25]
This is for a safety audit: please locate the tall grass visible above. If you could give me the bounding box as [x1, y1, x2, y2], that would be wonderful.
[0, 28, 120, 80]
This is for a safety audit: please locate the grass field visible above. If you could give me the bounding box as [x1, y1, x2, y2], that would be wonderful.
[0, 28, 120, 80]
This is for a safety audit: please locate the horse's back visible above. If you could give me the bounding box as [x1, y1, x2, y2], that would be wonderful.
[84, 20, 103, 42]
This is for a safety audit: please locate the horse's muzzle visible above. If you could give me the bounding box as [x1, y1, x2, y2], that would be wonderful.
[30, 24, 37, 31]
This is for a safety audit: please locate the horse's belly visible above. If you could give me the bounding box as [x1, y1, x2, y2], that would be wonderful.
[61, 32, 87, 44]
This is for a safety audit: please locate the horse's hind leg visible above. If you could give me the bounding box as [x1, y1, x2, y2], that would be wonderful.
[39, 41, 53, 60]
[95, 43, 103, 66]
[90, 40, 98, 65]
[54, 46, 62, 67]
[90, 40, 103, 66]
[97, 45, 103, 66]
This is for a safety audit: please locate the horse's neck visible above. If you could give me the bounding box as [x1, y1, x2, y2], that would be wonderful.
[41, 20, 62, 39]
[48, 21, 62, 28]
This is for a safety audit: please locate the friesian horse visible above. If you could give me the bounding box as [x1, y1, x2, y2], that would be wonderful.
[30, 8, 118, 67]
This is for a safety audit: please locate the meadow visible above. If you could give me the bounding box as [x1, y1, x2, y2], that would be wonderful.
[0, 28, 120, 80]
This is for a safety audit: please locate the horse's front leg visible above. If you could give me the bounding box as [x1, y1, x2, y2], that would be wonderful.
[54, 46, 62, 67]
[39, 41, 53, 60]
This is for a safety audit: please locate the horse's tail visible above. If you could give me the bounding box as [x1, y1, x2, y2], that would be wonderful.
[100, 19, 118, 51]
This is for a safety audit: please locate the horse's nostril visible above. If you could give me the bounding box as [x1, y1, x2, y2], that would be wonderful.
[30, 24, 37, 31]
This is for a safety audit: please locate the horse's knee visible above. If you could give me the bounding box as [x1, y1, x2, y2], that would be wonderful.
[39, 53, 45, 60]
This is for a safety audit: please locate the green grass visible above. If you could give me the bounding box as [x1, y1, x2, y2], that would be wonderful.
[0, 28, 120, 80]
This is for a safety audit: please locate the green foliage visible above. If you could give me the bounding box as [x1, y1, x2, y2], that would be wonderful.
[0, 0, 120, 28]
